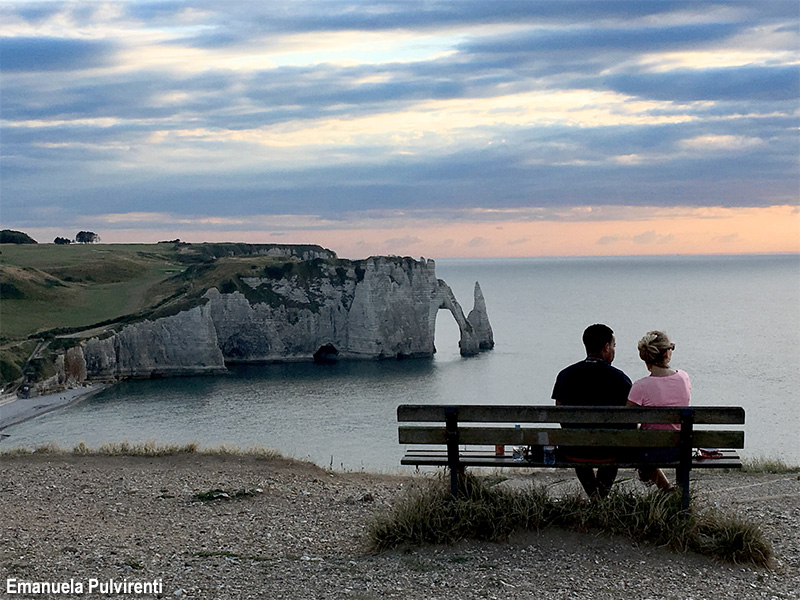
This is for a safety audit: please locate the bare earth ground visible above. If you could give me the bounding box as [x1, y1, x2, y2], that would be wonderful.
[1, 454, 798, 600]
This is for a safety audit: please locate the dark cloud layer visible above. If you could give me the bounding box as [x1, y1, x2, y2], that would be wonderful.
[0, 36, 115, 71]
[607, 66, 800, 102]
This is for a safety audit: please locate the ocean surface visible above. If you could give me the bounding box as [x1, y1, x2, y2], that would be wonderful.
[3, 254, 799, 471]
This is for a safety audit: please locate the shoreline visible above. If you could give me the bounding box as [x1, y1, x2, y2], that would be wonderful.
[0, 382, 109, 432]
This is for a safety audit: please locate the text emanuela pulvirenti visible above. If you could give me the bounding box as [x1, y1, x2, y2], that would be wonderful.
[5, 577, 163, 595]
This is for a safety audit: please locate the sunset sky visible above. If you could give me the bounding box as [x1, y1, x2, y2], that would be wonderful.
[1, 1, 798, 258]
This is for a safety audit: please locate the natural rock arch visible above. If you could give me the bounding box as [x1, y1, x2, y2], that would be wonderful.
[436, 281, 494, 356]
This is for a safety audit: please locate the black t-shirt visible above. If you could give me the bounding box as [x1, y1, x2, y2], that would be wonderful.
[552, 358, 632, 409]
[551, 358, 633, 459]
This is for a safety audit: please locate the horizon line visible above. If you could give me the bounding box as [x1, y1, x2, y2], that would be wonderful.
[3, 240, 798, 262]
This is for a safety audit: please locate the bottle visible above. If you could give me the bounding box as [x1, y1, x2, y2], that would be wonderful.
[543, 445, 556, 466]
[512, 424, 524, 461]
[495, 444, 504, 456]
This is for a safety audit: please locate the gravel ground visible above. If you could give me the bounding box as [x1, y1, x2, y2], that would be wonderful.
[1, 454, 798, 600]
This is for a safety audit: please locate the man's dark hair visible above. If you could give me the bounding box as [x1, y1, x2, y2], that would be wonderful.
[582, 324, 614, 355]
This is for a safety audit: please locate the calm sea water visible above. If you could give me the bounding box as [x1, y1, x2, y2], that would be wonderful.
[4, 254, 799, 470]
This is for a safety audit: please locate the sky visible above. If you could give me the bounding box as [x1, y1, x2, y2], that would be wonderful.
[1, 0, 798, 258]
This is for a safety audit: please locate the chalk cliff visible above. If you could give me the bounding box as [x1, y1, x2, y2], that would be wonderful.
[72, 255, 492, 381]
[83, 304, 228, 379]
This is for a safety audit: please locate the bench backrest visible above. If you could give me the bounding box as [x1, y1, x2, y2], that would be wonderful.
[398, 405, 745, 449]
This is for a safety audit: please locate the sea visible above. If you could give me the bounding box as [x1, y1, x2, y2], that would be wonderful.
[3, 254, 799, 471]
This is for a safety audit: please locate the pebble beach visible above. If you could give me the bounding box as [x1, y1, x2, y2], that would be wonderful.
[0, 384, 108, 432]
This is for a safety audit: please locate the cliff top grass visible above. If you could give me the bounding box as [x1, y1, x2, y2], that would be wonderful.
[0, 242, 336, 341]
[0, 243, 187, 340]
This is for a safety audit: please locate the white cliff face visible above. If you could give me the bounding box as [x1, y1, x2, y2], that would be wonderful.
[83, 304, 227, 379]
[342, 257, 440, 359]
[76, 255, 491, 380]
[207, 256, 441, 361]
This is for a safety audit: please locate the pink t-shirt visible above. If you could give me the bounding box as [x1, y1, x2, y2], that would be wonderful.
[628, 370, 691, 430]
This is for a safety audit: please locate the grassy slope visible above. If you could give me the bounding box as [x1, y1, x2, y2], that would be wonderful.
[0, 243, 184, 340]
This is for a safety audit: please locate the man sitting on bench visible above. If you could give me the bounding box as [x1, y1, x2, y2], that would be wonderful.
[552, 324, 633, 499]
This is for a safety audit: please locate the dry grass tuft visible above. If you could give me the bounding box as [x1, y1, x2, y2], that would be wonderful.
[1, 440, 282, 459]
[367, 474, 773, 567]
[741, 456, 800, 474]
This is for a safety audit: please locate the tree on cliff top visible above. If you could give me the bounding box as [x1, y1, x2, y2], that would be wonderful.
[0, 230, 38, 244]
[76, 231, 100, 244]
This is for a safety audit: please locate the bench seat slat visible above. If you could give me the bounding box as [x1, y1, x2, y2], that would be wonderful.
[401, 451, 742, 470]
[397, 404, 745, 425]
[399, 426, 744, 449]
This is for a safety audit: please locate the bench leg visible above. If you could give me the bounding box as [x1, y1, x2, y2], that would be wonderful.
[676, 466, 690, 512]
[449, 466, 466, 497]
[678, 409, 693, 512]
[445, 407, 462, 497]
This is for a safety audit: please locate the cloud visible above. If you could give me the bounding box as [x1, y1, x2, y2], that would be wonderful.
[0, 37, 115, 71]
[597, 230, 676, 245]
[466, 237, 488, 248]
[384, 235, 423, 249]
[6, 204, 793, 238]
[632, 231, 675, 245]
[679, 134, 766, 152]
[463, 23, 741, 58]
[714, 233, 740, 243]
[605, 65, 800, 102]
[508, 237, 531, 246]
[597, 235, 622, 246]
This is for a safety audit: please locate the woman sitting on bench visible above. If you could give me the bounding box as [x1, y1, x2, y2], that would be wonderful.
[628, 330, 691, 492]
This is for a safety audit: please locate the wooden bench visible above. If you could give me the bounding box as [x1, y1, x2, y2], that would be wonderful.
[398, 404, 744, 510]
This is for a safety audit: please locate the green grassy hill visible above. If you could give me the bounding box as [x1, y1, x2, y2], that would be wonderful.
[0, 243, 188, 340]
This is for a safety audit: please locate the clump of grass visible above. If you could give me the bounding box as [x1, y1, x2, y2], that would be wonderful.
[741, 456, 800, 474]
[85, 440, 200, 456]
[0, 441, 65, 455]
[1, 440, 283, 458]
[0, 442, 58, 455]
[367, 475, 549, 549]
[33, 441, 63, 454]
[202, 444, 282, 459]
[691, 510, 772, 565]
[367, 474, 772, 567]
[0, 446, 35, 456]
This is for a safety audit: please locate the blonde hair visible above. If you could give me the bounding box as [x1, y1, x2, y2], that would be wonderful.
[637, 330, 673, 367]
